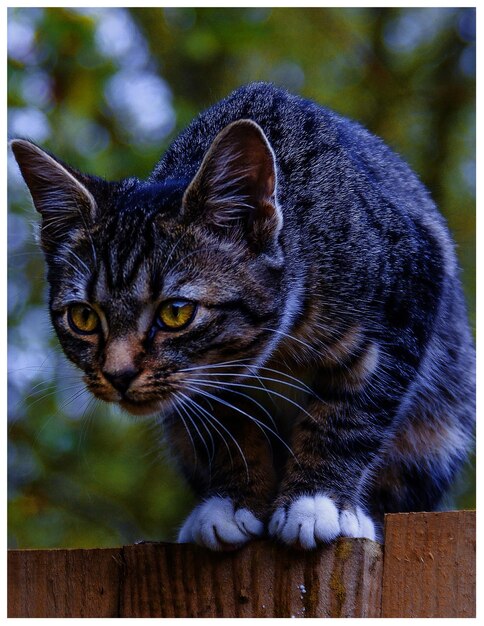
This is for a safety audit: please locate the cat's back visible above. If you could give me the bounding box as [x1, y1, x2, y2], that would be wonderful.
[151, 84, 452, 250]
[151, 82, 339, 182]
[151, 82, 430, 206]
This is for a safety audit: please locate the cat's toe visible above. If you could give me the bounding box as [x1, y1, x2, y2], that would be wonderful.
[339, 506, 376, 540]
[177, 496, 263, 551]
[270, 494, 340, 549]
[267, 506, 286, 536]
[234, 507, 264, 537]
[269, 494, 375, 549]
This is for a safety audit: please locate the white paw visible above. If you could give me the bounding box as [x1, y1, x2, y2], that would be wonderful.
[269, 493, 375, 549]
[177, 496, 263, 551]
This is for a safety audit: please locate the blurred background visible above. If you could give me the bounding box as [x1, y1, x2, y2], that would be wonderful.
[8, 7, 475, 548]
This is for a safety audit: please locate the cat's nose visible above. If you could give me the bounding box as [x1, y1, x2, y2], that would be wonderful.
[103, 368, 139, 394]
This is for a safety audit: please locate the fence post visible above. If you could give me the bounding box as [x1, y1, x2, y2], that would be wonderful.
[381, 511, 476, 617]
[8, 511, 475, 618]
[120, 538, 382, 617]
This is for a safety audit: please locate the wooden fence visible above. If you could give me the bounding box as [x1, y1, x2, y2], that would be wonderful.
[8, 510, 475, 618]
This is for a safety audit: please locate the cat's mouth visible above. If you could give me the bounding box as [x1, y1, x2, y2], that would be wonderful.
[83, 373, 170, 416]
[119, 397, 164, 416]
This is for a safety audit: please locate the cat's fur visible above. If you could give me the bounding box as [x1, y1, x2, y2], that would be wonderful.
[12, 82, 475, 549]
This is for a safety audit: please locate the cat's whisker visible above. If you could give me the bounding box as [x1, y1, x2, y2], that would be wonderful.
[67, 248, 91, 275]
[185, 371, 315, 398]
[73, 197, 98, 268]
[188, 378, 278, 434]
[185, 377, 316, 423]
[181, 393, 234, 469]
[180, 360, 317, 398]
[261, 327, 321, 351]
[184, 383, 298, 466]
[30, 386, 90, 446]
[77, 395, 99, 459]
[241, 365, 279, 411]
[251, 364, 315, 394]
[49, 251, 86, 280]
[11, 381, 86, 417]
[178, 391, 247, 479]
[158, 230, 189, 277]
[177, 397, 218, 482]
[21, 375, 82, 395]
[179, 394, 216, 464]
[178, 358, 251, 373]
[176, 394, 213, 470]
[56, 386, 91, 414]
[164, 247, 207, 277]
[8, 250, 43, 262]
[172, 396, 198, 469]
[263, 328, 321, 367]
[214, 386, 276, 453]
[182, 387, 253, 473]
[8, 366, 77, 375]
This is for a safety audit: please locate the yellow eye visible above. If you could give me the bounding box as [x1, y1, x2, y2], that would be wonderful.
[68, 304, 100, 335]
[157, 299, 197, 331]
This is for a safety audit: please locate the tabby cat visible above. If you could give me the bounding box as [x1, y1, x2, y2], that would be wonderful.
[11, 83, 475, 550]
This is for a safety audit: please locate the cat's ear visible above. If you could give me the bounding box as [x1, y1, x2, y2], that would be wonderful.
[10, 139, 97, 252]
[182, 120, 282, 257]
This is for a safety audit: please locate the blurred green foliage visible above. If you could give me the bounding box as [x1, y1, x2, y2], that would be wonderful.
[8, 7, 475, 548]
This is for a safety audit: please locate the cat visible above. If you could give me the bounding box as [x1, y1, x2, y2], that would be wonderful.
[11, 82, 475, 550]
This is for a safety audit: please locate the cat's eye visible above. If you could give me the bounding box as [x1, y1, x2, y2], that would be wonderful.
[157, 299, 197, 331]
[67, 304, 100, 335]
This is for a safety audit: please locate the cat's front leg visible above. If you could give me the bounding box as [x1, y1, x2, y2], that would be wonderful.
[167, 409, 277, 551]
[269, 398, 383, 548]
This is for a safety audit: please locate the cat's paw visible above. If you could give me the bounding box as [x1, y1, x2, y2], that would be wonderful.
[269, 493, 375, 549]
[177, 496, 264, 551]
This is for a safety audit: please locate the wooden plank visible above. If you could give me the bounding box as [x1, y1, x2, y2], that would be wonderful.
[119, 538, 382, 617]
[381, 510, 476, 618]
[9, 511, 475, 618]
[8, 547, 122, 618]
[8, 539, 382, 618]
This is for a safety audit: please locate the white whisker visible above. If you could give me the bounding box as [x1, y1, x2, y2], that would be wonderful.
[172, 396, 198, 468]
[177, 394, 213, 469]
[185, 378, 316, 423]
[179, 391, 249, 479]
[184, 384, 298, 466]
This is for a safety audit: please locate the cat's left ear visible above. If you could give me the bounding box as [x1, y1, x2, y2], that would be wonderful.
[182, 120, 282, 258]
[10, 139, 98, 252]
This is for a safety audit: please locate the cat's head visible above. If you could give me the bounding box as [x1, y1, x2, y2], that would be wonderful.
[11, 120, 288, 417]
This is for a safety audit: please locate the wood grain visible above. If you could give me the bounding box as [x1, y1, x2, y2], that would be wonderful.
[8, 511, 475, 618]
[120, 538, 382, 617]
[8, 539, 382, 618]
[8, 548, 122, 618]
[381, 510, 476, 617]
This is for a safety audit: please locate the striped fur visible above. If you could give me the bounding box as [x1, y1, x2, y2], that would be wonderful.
[12, 83, 475, 550]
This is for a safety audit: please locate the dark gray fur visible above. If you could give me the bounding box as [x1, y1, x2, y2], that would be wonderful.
[11, 83, 475, 547]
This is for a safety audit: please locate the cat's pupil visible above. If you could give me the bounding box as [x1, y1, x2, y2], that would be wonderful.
[171, 302, 185, 318]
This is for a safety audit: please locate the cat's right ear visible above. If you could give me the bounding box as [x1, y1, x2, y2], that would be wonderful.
[10, 139, 97, 252]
